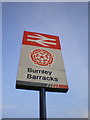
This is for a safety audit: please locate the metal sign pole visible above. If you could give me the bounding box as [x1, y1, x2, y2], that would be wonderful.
[39, 88, 47, 120]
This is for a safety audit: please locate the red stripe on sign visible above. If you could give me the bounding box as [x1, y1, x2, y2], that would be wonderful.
[22, 31, 61, 50]
[52, 84, 68, 89]
[59, 85, 68, 89]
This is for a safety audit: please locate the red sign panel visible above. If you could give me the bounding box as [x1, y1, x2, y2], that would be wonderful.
[22, 31, 61, 50]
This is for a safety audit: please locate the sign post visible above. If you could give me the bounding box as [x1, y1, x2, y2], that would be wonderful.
[40, 88, 47, 120]
[16, 31, 69, 119]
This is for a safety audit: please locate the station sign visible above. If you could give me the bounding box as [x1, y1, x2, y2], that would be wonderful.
[16, 31, 68, 92]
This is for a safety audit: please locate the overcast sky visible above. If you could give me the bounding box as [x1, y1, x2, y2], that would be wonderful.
[2, 2, 88, 118]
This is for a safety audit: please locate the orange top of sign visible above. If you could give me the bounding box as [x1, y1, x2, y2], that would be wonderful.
[22, 31, 61, 50]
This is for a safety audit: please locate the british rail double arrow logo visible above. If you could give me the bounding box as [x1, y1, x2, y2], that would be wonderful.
[22, 31, 61, 49]
[27, 34, 56, 47]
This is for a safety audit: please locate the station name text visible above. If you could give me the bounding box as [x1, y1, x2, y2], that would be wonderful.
[27, 68, 58, 82]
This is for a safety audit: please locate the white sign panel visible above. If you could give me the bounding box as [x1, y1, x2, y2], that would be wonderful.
[16, 31, 68, 92]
